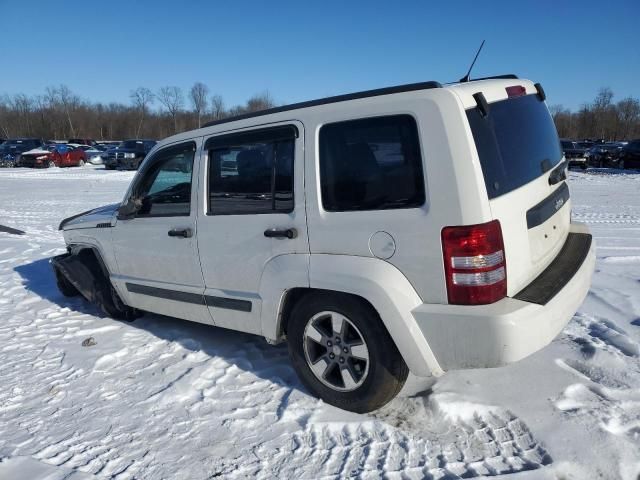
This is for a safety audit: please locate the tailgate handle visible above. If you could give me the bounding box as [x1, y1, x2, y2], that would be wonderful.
[548, 160, 567, 185]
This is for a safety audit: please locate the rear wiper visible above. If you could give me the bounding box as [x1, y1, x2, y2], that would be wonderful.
[548, 160, 568, 185]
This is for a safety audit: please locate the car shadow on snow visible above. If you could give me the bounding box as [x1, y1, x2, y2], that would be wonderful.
[14, 256, 304, 392]
[14, 257, 107, 318]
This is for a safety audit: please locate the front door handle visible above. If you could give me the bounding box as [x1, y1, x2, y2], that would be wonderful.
[168, 228, 193, 238]
[264, 228, 297, 239]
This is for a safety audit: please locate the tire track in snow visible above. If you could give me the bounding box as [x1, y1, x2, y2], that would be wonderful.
[557, 312, 640, 447]
[0, 167, 554, 479]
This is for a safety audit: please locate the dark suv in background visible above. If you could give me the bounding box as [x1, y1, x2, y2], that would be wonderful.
[585, 143, 624, 168]
[0, 138, 44, 167]
[105, 139, 156, 170]
[619, 140, 640, 170]
[561, 139, 587, 170]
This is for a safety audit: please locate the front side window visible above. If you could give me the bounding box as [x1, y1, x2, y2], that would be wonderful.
[207, 126, 296, 215]
[133, 142, 195, 217]
[319, 115, 425, 212]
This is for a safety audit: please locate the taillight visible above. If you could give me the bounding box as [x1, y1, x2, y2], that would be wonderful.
[506, 85, 526, 98]
[441, 220, 507, 305]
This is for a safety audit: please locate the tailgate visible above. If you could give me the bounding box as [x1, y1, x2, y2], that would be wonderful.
[466, 91, 570, 295]
[490, 174, 571, 294]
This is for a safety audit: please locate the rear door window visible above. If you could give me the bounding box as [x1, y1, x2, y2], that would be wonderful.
[206, 126, 296, 215]
[467, 94, 562, 199]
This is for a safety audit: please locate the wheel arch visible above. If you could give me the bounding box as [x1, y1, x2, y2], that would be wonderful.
[268, 254, 443, 378]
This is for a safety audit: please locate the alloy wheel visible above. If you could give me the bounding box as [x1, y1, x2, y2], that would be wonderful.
[302, 310, 370, 392]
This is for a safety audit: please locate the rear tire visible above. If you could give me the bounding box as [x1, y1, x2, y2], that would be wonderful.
[287, 292, 408, 413]
[48, 160, 55, 168]
[78, 159, 85, 167]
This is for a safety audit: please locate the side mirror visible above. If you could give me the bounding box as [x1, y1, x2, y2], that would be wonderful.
[117, 196, 142, 220]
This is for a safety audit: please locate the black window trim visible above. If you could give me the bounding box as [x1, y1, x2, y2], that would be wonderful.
[129, 140, 197, 219]
[318, 113, 427, 213]
[205, 124, 298, 217]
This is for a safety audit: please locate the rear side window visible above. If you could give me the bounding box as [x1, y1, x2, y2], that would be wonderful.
[319, 115, 425, 211]
[467, 94, 562, 199]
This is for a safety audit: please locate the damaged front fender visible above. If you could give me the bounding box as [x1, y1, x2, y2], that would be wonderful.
[51, 248, 138, 321]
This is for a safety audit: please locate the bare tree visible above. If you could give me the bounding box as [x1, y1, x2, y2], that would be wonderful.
[57, 85, 80, 138]
[210, 94, 225, 120]
[130, 87, 154, 138]
[157, 86, 184, 133]
[246, 91, 275, 112]
[189, 82, 209, 128]
[616, 98, 640, 140]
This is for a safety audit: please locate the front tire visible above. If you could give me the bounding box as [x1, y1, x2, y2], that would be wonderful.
[97, 282, 140, 321]
[54, 267, 80, 297]
[288, 292, 408, 413]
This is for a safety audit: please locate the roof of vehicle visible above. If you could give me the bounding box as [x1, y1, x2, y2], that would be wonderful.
[158, 74, 531, 151]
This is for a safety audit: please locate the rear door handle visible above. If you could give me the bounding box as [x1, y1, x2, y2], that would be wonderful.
[168, 228, 193, 238]
[264, 228, 297, 239]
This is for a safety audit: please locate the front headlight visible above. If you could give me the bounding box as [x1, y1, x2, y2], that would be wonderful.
[124, 152, 136, 159]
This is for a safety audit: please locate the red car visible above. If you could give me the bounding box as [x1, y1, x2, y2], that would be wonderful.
[19, 144, 87, 168]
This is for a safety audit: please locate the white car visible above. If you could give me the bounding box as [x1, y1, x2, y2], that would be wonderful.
[72, 144, 106, 165]
[53, 75, 595, 412]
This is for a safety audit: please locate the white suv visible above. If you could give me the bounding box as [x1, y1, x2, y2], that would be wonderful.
[54, 75, 596, 412]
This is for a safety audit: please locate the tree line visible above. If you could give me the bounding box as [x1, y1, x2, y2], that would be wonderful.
[0, 82, 275, 141]
[550, 87, 640, 141]
[1, 82, 639, 142]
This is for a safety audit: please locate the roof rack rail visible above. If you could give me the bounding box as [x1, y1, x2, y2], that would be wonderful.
[202, 80, 442, 129]
[467, 74, 519, 81]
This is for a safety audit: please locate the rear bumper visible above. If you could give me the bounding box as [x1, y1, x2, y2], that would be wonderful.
[413, 222, 595, 371]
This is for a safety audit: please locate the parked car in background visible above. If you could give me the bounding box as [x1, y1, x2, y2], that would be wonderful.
[77, 145, 107, 164]
[0, 138, 44, 167]
[618, 139, 640, 170]
[105, 139, 156, 170]
[68, 138, 97, 147]
[585, 143, 624, 168]
[20, 144, 87, 168]
[561, 139, 587, 170]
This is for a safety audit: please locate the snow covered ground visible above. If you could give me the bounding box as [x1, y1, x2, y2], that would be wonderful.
[0, 166, 638, 479]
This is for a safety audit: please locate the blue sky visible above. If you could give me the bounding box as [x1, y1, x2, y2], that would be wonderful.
[1, 0, 638, 111]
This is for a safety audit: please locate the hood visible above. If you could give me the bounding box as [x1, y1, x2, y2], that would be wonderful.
[22, 148, 50, 155]
[59, 203, 120, 231]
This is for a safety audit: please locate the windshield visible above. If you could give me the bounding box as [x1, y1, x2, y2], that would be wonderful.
[120, 140, 144, 150]
[2, 144, 31, 153]
[466, 94, 562, 199]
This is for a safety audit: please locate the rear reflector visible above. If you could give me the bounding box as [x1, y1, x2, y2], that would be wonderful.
[506, 85, 526, 98]
[441, 220, 507, 305]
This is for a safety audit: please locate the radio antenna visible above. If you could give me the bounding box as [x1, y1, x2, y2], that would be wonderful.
[459, 40, 485, 83]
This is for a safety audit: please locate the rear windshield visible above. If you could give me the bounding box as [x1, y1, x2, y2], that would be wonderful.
[466, 94, 562, 199]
